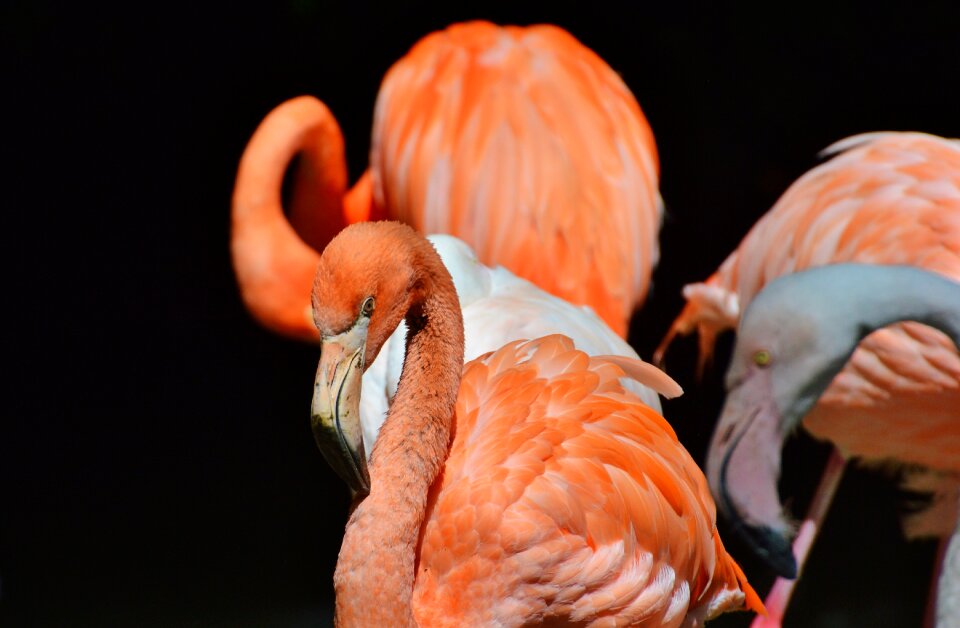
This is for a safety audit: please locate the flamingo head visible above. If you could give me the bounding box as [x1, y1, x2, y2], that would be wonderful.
[309, 222, 428, 494]
[706, 270, 863, 579]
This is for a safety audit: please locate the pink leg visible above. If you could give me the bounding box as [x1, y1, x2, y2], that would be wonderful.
[925, 504, 960, 628]
[751, 449, 846, 627]
[923, 535, 949, 628]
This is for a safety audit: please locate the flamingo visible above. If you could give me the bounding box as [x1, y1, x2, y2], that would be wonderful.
[231, 20, 662, 341]
[655, 132, 960, 625]
[709, 265, 960, 626]
[310, 221, 763, 626]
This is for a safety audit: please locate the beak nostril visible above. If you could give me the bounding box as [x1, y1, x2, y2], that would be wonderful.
[719, 424, 735, 445]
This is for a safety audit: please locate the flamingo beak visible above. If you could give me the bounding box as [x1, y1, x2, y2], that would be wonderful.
[706, 368, 798, 579]
[311, 319, 371, 495]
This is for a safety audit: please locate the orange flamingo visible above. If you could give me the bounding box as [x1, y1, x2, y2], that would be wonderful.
[231, 20, 662, 341]
[311, 221, 763, 626]
[655, 132, 960, 625]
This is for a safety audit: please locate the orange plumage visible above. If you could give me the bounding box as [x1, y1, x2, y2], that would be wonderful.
[231, 21, 662, 341]
[312, 222, 761, 626]
[370, 21, 662, 337]
[413, 335, 760, 626]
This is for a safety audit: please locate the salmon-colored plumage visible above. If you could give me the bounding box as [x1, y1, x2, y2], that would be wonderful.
[412, 336, 759, 626]
[659, 132, 960, 477]
[231, 21, 662, 341]
[657, 132, 960, 624]
[371, 21, 662, 337]
[313, 223, 760, 627]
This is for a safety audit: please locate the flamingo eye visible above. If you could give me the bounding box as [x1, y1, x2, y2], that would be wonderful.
[361, 297, 375, 317]
[753, 349, 771, 367]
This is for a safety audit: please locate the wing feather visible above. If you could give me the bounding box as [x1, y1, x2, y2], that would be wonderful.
[412, 335, 759, 626]
[659, 133, 960, 410]
[371, 22, 662, 337]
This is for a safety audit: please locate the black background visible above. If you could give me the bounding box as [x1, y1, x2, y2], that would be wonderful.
[5, 1, 959, 626]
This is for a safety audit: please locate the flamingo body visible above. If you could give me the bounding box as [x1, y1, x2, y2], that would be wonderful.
[661, 132, 960, 479]
[410, 335, 757, 627]
[232, 21, 662, 341]
[371, 21, 662, 336]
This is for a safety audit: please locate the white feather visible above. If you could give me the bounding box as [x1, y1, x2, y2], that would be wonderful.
[359, 234, 667, 456]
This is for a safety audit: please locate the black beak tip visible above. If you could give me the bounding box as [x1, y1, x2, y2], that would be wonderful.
[346, 477, 371, 498]
[741, 523, 798, 579]
[348, 464, 371, 497]
[312, 420, 371, 496]
[317, 447, 370, 496]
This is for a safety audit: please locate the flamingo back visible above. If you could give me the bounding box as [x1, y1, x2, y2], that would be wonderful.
[411, 335, 762, 627]
[359, 235, 673, 458]
[661, 132, 960, 478]
[370, 21, 663, 337]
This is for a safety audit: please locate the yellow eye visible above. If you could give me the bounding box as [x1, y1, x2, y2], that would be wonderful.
[753, 349, 771, 367]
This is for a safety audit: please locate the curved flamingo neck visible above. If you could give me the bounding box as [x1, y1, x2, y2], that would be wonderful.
[234, 95, 351, 248]
[334, 238, 465, 627]
[231, 96, 355, 340]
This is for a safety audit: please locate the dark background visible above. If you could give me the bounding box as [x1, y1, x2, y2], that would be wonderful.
[5, 1, 958, 625]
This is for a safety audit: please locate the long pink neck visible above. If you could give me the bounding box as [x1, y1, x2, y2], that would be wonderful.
[333, 248, 465, 627]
